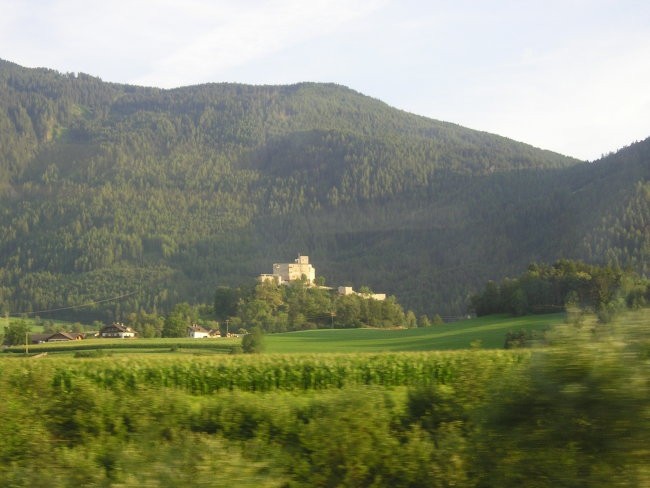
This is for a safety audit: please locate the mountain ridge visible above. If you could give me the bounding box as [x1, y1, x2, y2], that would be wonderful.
[0, 59, 646, 320]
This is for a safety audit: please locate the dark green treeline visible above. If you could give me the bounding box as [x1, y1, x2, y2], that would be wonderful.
[0, 59, 647, 321]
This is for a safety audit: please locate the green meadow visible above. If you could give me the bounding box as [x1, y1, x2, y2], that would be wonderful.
[263, 313, 562, 353]
[3, 313, 563, 355]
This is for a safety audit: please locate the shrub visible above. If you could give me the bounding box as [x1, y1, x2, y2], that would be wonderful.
[242, 327, 264, 354]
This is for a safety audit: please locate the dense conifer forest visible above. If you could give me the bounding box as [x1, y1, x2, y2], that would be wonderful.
[0, 59, 648, 321]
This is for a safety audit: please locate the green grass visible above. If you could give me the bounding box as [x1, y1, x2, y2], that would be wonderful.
[264, 313, 563, 353]
[1, 315, 78, 333]
[3, 313, 564, 355]
[4, 337, 240, 355]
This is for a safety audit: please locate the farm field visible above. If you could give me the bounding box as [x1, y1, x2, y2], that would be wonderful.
[0, 308, 648, 487]
[4, 336, 240, 355]
[3, 313, 564, 356]
[264, 313, 562, 353]
[0, 315, 74, 334]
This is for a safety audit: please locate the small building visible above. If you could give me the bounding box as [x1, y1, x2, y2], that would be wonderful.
[338, 286, 355, 296]
[187, 324, 210, 339]
[46, 331, 84, 342]
[187, 324, 221, 338]
[30, 333, 53, 344]
[30, 332, 84, 343]
[99, 323, 136, 338]
[338, 286, 386, 301]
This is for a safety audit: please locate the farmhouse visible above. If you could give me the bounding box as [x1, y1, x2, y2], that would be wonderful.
[259, 254, 316, 285]
[29, 332, 86, 344]
[29, 331, 85, 343]
[45, 331, 84, 342]
[99, 322, 136, 338]
[187, 324, 220, 338]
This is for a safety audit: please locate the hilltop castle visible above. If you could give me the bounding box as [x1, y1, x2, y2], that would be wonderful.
[258, 254, 386, 300]
[259, 254, 316, 285]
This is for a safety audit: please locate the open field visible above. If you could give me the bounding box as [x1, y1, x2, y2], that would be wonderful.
[0, 308, 647, 486]
[0, 315, 86, 334]
[264, 313, 563, 353]
[3, 313, 563, 355]
[3, 336, 240, 355]
[0, 349, 530, 393]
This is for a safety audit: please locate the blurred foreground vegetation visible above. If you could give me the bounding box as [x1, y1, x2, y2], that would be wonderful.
[0, 308, 648, 487]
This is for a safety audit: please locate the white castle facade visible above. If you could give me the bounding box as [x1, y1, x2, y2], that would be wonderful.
[259, 254, 385, 300]
[259, 254, 316, 285]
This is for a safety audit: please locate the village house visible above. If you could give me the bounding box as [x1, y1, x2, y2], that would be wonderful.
[187, 324, 215, 339]
[187, 324, 221, 338]
[29, 331, 85, 344]
[45, 331, 84, 342]
[99, 322, 136, 338]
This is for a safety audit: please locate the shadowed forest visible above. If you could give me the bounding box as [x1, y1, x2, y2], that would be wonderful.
[1, 58, 649, 487]
[0, 59, 647, 321]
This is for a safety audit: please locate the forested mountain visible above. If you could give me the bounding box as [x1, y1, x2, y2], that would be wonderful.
[0, 59, 647, 321]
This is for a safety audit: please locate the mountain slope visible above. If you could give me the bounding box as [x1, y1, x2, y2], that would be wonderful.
[0, 59, 646, 320]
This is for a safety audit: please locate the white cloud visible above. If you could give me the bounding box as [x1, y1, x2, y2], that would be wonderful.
[466, 31, 650, 159]
[129, 0, 388, 87]
[0, 0, 385, 86]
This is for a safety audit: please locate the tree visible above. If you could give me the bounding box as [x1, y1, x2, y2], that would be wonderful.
[71, 322, 84, 333]
[241, 327, 264, 354]
[128, 311, 164, 338]
[508, 288, 528, 316]
[162, 302, 195, 338]
[3, 319, 30, 346]
[43, 320, 66, 334]
[335, 295, 362, 328]
[418, 315, 431, 328]
[238, 299, 273, 331]
[405, 310, 417, 328]
[213, 286, 240, 321]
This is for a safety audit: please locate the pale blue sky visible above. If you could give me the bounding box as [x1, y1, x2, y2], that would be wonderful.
[1, 0, 649, 160]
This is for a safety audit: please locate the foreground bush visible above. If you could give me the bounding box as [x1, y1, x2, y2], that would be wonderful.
[0, 309, 648, 487]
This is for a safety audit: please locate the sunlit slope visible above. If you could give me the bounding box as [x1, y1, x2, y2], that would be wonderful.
[264, 314, 563, 353]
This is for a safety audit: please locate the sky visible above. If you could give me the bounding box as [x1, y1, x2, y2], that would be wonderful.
[1, 0, 649, 161]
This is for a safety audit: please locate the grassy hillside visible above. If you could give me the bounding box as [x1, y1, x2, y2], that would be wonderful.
[0, 59, 647, 321]
[264, 314, 562, 353]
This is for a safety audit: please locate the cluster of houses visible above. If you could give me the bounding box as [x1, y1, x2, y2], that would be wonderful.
[30, 322, 137, 343]
[30, 322, 224, 344]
